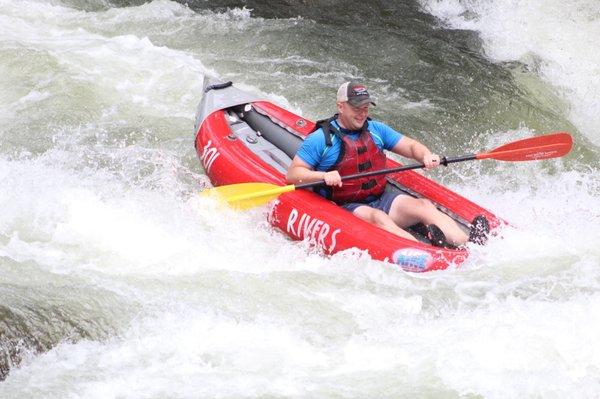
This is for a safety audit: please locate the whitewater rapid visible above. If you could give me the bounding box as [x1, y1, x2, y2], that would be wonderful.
[420, 0, 600, 147]
[1, 0, 599, 398]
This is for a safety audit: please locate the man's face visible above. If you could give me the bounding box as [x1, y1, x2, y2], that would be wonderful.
[337, 101, 370, 130]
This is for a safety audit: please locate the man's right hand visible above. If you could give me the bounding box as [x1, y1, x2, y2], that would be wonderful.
[286, 156, 343, 187]
[323, 170, 342, 187]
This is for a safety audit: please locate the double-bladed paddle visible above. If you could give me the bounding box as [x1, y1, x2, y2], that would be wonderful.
[203, 131, 572, 209]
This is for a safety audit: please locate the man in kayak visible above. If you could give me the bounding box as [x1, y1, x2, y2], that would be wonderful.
[286, 82, 488, 247]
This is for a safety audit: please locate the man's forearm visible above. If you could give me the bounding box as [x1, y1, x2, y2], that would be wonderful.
[286, 167, 326, 184]
[409, 141, 431, 162]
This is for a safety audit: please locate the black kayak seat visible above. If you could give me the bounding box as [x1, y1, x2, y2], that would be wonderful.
[233, 104, 304, 160]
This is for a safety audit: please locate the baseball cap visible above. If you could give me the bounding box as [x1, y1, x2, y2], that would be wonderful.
[337, 82, 376, 107]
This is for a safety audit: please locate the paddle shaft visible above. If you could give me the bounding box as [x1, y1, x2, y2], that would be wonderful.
[205, 132, 572, 208]
[294, 154, 476, 190]
[295, 135, 572, 190]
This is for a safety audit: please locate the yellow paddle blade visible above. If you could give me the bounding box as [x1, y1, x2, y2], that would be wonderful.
[201, 182, 296, 210]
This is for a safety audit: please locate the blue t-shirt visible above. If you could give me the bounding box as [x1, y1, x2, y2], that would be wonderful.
[296, 119, 403, 171]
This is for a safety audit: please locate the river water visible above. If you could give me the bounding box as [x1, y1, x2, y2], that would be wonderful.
[1, 0, 599, 397]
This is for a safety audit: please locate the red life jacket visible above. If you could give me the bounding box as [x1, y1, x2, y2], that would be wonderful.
[315, 117, 388, 204]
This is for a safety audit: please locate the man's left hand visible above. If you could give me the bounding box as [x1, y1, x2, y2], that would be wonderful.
[423, 153, 440, 169]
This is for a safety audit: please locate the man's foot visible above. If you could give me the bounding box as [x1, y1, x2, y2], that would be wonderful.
[427, 224, 448, 248]
[468, 215, 490, 245]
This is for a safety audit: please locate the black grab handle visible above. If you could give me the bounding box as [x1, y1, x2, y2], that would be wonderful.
[204, 81, 233, 93]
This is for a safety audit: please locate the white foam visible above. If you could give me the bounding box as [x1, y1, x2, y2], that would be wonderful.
[0, 0, 210, 120]
[420, 0, 600, 145]
[2, 1, 600, 396]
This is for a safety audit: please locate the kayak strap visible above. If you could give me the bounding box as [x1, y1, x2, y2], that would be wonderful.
[205, 81, 233, 93]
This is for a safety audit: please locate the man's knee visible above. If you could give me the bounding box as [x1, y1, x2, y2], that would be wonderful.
[355, 207, 388, 225]
[396, 198, 438, 222]
[372, 208, 390, 224]
[413, 198, 436, 212]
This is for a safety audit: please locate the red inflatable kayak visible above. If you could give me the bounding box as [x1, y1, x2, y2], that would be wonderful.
[195, 78, 502, 272]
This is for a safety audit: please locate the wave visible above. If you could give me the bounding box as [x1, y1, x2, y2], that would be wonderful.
[419, 0, 600, 147]
[2, 0, 599, 394]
